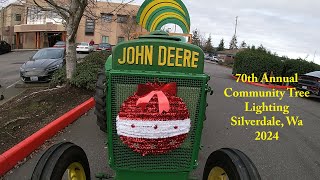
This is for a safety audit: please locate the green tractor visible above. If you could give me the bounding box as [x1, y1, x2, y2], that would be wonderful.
[31, 0, 261, 179]
[31, 30, 261, 180]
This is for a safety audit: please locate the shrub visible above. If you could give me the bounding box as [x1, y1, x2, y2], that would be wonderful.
[282, 58, 320, 77]
[50, 65, 66, 88]
[50, 51, 111, 90]
[82, 50, 110, 67]
[70, 61, 102, 90]
[70, 51, 110, 90]
[233, 47, 320, 84]
[233, 48, 283, 80]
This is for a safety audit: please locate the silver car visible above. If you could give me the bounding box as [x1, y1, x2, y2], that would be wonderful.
[76, 42, 94, 53]
[20, 48, 65, 82]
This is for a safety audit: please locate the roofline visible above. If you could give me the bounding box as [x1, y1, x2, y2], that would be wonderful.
[3, 3, 25, 9]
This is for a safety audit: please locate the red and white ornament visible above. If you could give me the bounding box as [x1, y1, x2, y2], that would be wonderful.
[116, 82, 190, 156]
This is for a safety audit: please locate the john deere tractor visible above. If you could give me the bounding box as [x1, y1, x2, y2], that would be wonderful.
[31, 0, 261, 179]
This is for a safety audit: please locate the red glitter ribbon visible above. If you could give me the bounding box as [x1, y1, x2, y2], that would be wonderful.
[120, 134, 188, 156]
[136, 82, 177, 114]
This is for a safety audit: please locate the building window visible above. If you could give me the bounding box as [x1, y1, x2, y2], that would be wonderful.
[118, 37, 125, 43]
[15, 14, 21, 21]
[85, 18, 95, 35]
[102, 36, 109, 43]
[117, 15, 128, 23]
[101, 13, 113, 23]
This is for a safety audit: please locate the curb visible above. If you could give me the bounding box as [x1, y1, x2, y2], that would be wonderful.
[0, 97, 95, 176]
[12, 49, 38, 52]
[231, 75, 294, 89]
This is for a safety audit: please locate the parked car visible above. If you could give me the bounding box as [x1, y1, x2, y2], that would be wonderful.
[295, 71, 320, 96]
[205, 54, 219, 62]
[20, 48, 65, 82]
[0, 41, 11, 54]
[212, 56, 219, 62]
[96, 43, 112, 51]
[53, 41, 66, 48]
[76, 42, 94, 53]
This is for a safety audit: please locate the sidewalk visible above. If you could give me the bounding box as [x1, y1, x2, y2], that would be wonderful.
[3, 110, 110, 179]
[11, 49, 38, 52]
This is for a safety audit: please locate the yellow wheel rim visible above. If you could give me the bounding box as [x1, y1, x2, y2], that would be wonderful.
[208, 166, 229, 180]
[67, 162, 86, 180]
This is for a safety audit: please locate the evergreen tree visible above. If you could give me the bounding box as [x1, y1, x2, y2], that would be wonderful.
[192, 29, 201, 47]
[203, 34, 215, 54]
[240, 41, 247, 48]
[217, 38, 225, 51]
[229, 35, 238, 49]
[257, 44, 267, 52]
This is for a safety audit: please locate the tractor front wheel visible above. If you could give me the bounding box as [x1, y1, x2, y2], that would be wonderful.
[203, 148, 261, 180]
[31, 142, 91, 180]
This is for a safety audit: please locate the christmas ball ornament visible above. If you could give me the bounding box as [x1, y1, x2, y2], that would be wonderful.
[116, 82, 191, 156]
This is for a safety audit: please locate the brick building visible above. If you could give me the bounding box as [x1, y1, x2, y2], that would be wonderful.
[1, 0, 145, 49]
[0, 3, 25, 48]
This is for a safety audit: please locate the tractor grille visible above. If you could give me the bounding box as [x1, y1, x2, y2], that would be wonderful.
[109, 73, 205, 171]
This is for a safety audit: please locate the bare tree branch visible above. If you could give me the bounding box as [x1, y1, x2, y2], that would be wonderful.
[21, 0, 137, 79]
[32, 0, 50, 11]
[75, 0, 85, 8]
[119, 9, 140, 40]
[33, 0, 69, 20]
[44, 0, 71, 18]
[106, 0, 134, 15]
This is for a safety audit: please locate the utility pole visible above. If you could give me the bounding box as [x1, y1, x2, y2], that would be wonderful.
[313, 51, 316, 62]
[234, 16, 238, 36]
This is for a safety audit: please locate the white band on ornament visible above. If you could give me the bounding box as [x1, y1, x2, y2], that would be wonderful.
[116, 116, 191, 139]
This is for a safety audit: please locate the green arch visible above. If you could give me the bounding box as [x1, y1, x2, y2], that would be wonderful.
[136, 0, 191, 33]
[137, 0, 190, 22]
[155, 19, 189, 33]
[146, 7, 189, 32]
[145, 6, 190, 28]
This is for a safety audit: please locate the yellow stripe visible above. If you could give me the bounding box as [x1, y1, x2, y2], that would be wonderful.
[150, 12, 189, 32]
[140, 0, 185, 25]
[142, 2, 186, 28]
[151, 13, 189, 31]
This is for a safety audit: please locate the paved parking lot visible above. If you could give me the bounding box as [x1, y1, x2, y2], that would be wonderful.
[0, 50, 87, 104]
[0, 51, 36, 87]
[4, 62, 320, 180]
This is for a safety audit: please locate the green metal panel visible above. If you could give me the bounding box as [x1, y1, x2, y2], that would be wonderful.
[115, 170, 189, 180]
[112, 38, 204, 74]
[107, 70, 209, 176]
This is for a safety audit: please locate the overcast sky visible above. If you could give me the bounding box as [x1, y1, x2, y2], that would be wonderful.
[130, 0, 320, 65]
[2, 0, 319, 65]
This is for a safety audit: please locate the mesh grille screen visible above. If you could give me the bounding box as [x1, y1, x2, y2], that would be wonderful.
[110, 74, 204, 171]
